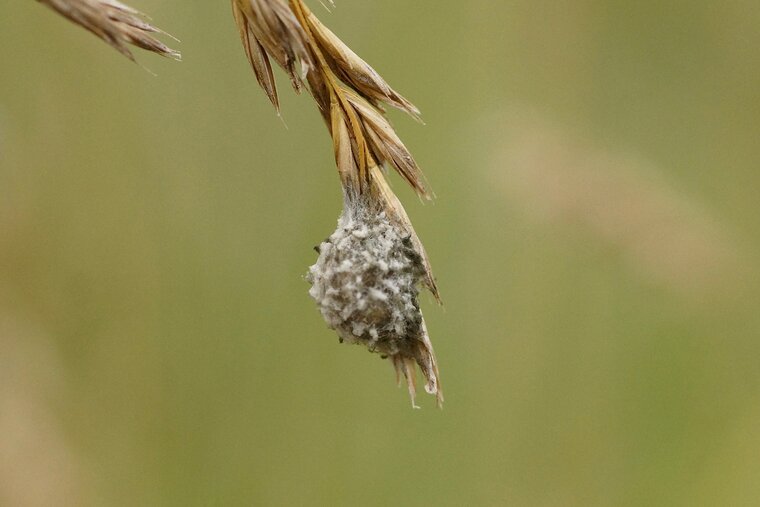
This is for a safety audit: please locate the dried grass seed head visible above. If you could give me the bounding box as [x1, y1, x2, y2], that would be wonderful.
[232, 0, 431, 199]
[233, 0, 442, 406]
[38, 0, 180, 61]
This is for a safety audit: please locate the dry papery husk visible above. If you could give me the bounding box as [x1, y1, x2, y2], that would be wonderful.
[39, 0, 180, 61]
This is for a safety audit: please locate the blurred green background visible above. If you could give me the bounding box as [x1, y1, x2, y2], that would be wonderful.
[2, 1, 760, 505]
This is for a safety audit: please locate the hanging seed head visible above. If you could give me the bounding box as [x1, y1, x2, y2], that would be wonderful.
[234, 0, 442, 407]
[38, 0, 180, 61]
[307, 196, 442, 407]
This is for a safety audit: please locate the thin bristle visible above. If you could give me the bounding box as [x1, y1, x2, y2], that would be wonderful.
[38, 0, 180, 61]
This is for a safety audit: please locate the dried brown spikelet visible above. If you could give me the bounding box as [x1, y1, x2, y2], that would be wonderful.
[232, 0, 431, 201]
[302, 9, 421, 120]
[38, 0, 180, 61]
[232, 0, 312, 108]
[233, 0, 442, 406]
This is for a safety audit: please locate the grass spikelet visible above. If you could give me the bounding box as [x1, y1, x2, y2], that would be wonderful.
[233, 0, 442, 407]
[38, 0, 181, 61]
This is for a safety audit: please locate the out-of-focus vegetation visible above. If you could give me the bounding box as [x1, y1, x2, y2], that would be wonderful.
[1, 1, 759, 505]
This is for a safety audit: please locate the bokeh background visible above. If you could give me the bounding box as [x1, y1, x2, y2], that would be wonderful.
[2, 1, 760, 505]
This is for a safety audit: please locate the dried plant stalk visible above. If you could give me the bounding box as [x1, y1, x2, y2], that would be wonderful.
[37, 0, 180, 61]
[233, 0, 442, 407]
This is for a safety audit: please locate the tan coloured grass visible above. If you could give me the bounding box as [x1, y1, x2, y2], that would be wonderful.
[232, 0, 442, 406]
[38, 0, 180, 61]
